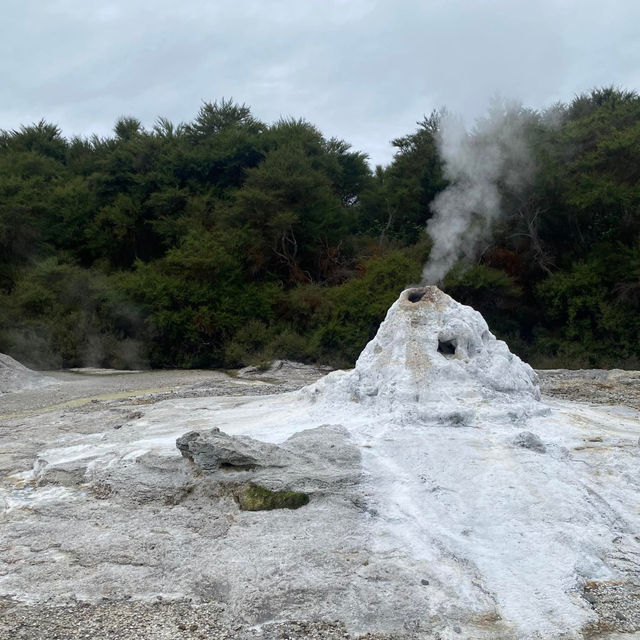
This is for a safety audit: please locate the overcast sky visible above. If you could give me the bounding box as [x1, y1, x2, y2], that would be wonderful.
[2, 0, 639, 166]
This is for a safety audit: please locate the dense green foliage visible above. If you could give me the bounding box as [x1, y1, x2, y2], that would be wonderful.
[1, 90, 639, 370]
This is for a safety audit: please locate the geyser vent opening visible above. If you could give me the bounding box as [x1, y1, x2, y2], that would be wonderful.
[407, 288, 427, 303]
[438, 338, 456, 358]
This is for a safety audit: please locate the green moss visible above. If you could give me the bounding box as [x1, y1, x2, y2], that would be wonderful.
[236, 483, 309, 511]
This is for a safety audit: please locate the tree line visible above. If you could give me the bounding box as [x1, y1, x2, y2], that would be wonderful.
[0, 89, 638, 370]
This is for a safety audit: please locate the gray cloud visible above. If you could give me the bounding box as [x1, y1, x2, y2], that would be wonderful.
[2, 0, 639, 166]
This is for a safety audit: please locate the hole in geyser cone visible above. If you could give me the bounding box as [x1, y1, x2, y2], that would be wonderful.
[407, 288, 427, 303]
[438, 339, 456, 358]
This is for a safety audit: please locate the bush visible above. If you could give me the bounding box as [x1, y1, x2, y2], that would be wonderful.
[0, 258, 146, 368]
[309, 250, 423, 365]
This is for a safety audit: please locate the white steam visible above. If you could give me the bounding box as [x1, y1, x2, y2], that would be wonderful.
[423, 102, 536, 283]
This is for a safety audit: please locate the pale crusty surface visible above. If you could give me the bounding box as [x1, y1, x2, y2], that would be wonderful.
[1, 363, 639, 640]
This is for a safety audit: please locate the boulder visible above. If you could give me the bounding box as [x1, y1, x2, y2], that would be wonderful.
[176, 427, 293, 470]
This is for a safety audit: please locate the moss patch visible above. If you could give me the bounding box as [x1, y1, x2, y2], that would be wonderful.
[236, 483, 309, 511]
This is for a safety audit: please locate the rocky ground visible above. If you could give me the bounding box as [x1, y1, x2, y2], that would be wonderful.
[537, 369, 640, 411]
[0, 600, 404, 640]
[0, 362, 639, 639]
[1, 363, 386, 640]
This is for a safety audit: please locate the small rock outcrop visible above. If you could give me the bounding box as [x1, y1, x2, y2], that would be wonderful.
[513, 430, 547, 453]
[176, 428, 293, 470]
[174, 424, 360, 522]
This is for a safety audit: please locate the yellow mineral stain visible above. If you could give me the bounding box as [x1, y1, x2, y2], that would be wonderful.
[2, 386, 180, 420]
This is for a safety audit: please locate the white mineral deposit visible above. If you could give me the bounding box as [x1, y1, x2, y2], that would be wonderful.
[0, 353, 56, 395]
[1, 287, 639, 639]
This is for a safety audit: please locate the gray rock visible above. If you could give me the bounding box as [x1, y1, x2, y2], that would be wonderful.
[513, 431, 547, 453]
[236, 359, 332, 382]
[34, 457, 89, 487]
[176, 428, 293, 470]
[175, 424, 361, 498]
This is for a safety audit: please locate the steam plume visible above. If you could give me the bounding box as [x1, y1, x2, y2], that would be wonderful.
[423, 101, 536, 283]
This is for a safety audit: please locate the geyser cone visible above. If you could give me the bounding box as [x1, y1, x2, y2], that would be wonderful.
[308, 286, 539, 413]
